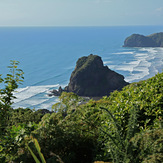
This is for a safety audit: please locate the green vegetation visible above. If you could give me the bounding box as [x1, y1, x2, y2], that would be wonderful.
[0, 61, 24, 135]
[0, 61, 162, 163]
[70, 54, 102, 83]
[74, 54, 99, 75]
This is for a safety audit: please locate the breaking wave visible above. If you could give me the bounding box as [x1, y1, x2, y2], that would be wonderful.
[12, 48, 163, 110]
[105, 47, 163, 82]
[12, 84, 60, 110]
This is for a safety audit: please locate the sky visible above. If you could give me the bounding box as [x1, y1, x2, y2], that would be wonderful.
[0, 0, 163, 26]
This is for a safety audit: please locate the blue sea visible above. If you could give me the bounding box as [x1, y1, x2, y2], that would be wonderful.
[0, 26, 163, 110]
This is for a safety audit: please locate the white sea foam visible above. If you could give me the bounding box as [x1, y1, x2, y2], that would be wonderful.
[113, 60, 141, 72]
[12, 84, 59, 110]
[126, 47, 163, 82]
[135, 53, 148, 58]
[113, 51, 134, 55]
[125, 71, 148, 82]
[105, 47, 163, 83]
[107, 65, 117, 69]
[103, 61, 112, 64]
[115, 65, 134, 72]
[14, 87, 29, 93]
[139, 48, 157, 54]
[13, 85, 59, 103]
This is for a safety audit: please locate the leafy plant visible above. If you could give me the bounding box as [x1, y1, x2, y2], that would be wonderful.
[131, 127, 163, 163]
[100, 106, 139, 163]
[27, 138, 64, 163]
[27, 138, 46, 163]
[0, 60, 24, 135]
[98, 72, 163, 162]
[8, 108, 46, 126]
[33, 92, 104, 163]
[0, 60, 24, 162]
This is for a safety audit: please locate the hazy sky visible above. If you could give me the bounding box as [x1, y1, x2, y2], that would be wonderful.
[0, 0, 163, 26]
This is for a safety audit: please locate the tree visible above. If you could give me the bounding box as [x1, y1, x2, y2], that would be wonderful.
[0, 60, 24, 161]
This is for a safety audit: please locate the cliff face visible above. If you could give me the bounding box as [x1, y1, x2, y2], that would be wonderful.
[64, 54, 129, 97]
[123, 32, 163, 47]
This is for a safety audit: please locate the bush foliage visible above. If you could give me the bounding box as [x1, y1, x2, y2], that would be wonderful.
[0, 61, 162, 163]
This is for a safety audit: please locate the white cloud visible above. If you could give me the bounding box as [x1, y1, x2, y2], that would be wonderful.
[156, 7, 163, 12]
[154, 7, 163, 17]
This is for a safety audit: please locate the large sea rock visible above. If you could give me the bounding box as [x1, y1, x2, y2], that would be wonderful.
[50, 54, 129, 97]
[123, 32, 163, 47]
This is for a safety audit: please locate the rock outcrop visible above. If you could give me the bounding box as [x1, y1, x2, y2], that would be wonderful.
[123, 32, 163, 47]
[49, 54, 129, 97]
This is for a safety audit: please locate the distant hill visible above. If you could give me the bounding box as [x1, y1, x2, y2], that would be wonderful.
[123, 32, 163, 47]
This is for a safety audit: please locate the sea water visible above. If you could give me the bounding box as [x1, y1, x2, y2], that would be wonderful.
[0, 26, 163, 110]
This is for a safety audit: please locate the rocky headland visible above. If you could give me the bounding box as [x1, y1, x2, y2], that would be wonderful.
[123, 32, 163, 47]
[49, 54, 129, 97]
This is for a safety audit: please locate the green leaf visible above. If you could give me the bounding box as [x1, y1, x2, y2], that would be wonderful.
[33, 138, 46, 163]
[27, 144, 41, 163]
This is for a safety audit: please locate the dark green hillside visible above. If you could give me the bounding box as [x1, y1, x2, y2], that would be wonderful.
[123, 34, 157, 47]
[148, 32, 163, 47]
[123, 32, 163, 47]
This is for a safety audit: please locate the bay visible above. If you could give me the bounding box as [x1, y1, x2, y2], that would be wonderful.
[0, 26, 163, 110]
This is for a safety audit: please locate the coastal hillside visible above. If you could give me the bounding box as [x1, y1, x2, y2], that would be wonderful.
[123, 32, 163, 47]
[1, 61, 162, 163]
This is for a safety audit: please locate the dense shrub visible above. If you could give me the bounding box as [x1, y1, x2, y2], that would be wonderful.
[1, 61, 162, 163]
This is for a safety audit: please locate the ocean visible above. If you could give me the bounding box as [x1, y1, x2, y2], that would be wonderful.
[0, 26, 163, 110]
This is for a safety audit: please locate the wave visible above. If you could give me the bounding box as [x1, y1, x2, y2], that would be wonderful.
[13, 85, 59, 103]
[125, 71, 149, 82]
[14, 87, 29, 93]
[135, 53, 148, 58]
[103, 61, 113, 64]
[105, 47, 163, 82]
[12, 85, 60, 110]
[113, 51, 134, 55]
[139, 47, 157, 54]
[12, 48, 163, 110]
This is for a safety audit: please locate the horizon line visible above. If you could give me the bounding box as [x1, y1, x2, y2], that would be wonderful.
[0, 25, 163, 28]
